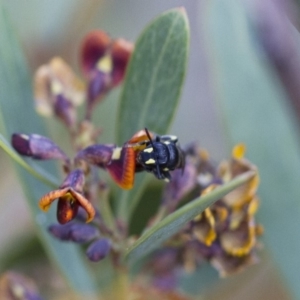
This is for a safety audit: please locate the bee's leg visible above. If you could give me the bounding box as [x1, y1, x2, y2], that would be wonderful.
[162, 171, 171, 182]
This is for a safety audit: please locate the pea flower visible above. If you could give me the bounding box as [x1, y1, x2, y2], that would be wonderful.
[148, 144, 262, 281]
[34, 57, 85, 129]
[39, 169, 95, 224]
[80, 30, 133, 118]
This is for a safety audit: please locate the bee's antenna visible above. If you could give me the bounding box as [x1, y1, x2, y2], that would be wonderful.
[144, 128, 162, 179]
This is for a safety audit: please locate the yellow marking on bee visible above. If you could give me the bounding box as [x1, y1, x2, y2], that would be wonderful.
[163, 168, 169, 171]
[145, 158, 155, 165]
[164, 178, 170, 183]
[97, 54, 112, 73]
[112, 147, 122, 160]
[143, 147, 153, 153]
[164, 141, 170, 145]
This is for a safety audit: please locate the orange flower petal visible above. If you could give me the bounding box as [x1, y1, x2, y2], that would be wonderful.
[38, 187, 69, 212]
[106, 147, 135, 189]
[69, 189, 96, 223]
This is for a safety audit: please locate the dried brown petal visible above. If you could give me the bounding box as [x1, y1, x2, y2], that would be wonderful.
[218, 145, 259, 208]
[211, 252, 259, 277]
[220, 217, 257, 257]
[34, 57, 85, 124]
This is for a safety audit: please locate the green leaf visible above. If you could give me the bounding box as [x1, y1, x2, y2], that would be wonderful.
[116, 8, 190, 220]
[205, 0, 300, 298]
[117, 7, 189, 142]
[0, 3, 97, 294]
[125, 171, 255, 263]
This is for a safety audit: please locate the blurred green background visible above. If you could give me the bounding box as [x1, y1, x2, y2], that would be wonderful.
[1, 0, 300, 299]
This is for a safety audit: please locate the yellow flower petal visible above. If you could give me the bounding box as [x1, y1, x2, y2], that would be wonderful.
[232, 144, 246, 160]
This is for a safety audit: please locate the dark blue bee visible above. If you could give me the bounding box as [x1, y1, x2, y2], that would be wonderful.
[136, 128, 185, 181]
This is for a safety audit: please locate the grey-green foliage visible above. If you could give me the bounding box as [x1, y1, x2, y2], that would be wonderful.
[0, 2, 97, 294]
[205, 0, 300, 298]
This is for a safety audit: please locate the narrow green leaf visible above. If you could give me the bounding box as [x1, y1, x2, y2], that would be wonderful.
[205, 0, 300, 298]
[116, 8, 190, 220]
[125, 171, 255, 263]
[0, 3, 97, 294]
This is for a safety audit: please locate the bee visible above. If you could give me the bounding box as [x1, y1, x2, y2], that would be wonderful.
[107, 128, 185, 189]
[135, 128, 185, 181]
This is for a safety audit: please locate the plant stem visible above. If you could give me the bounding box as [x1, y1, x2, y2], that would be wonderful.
[99, 186, 116, 231]
[105, 268, 129, 300]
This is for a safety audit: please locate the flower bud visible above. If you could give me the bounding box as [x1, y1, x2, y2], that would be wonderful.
[11, 133, 68, 161]
[86, 238, 111, 262]
[48, 223, 73, 241]
[69, 223, 99, 243]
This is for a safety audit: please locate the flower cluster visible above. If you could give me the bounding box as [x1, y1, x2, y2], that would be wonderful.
[9, 27, 262, 298]
[147, 143, 262, 290]
[11, 30, 133, 263]
[34, 30, 133, 140]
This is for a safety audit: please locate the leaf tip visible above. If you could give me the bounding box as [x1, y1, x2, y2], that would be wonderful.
[175, 6, 187, 14]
